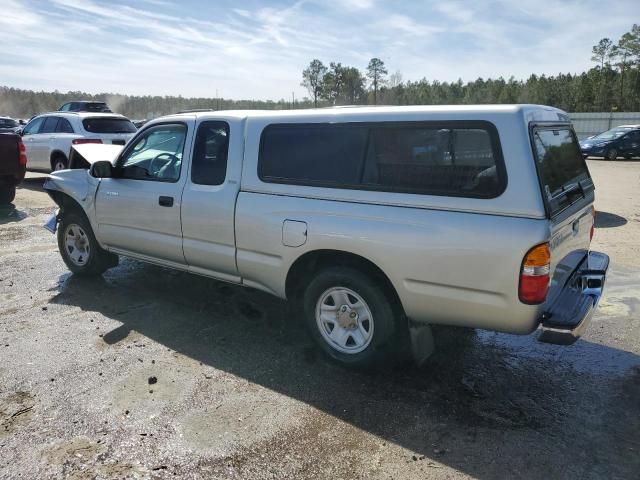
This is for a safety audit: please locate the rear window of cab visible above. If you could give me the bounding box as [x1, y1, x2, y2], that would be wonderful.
[258, 121, 506, 199]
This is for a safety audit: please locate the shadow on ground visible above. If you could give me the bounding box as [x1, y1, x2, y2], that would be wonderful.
[17, 176, 47, 192]
[595, 211, 628, 228]
[0, 204, 27, 225]
[49, 260, 640, 479]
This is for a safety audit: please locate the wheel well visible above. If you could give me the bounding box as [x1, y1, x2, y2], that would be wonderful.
[50, 150, 68, 168]
[47, 191, 84, 216]
[285, 250, 402, 307]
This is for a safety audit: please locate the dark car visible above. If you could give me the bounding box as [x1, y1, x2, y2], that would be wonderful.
[0, 117, 21, 134]
[58, 101, 112, 113]
[0, 133, 27, 204]
[580, 125, 640, 160]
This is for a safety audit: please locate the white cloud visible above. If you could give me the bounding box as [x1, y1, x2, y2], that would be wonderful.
[0, 0, 636, 101]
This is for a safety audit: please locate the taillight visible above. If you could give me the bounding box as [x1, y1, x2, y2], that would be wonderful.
[18, 139, 28, 166]
[72, 138, 103, 145]
[519, 243, 551, 304]
[590, 206, 596, 241]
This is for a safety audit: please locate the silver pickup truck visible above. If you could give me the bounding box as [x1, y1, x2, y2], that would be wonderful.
[43, 105, 609, 368]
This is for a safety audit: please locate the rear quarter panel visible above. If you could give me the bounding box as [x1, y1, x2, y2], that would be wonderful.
[235, 193, 549, 334]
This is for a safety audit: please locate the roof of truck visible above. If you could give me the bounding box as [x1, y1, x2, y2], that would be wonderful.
[167, 104, 567, 122]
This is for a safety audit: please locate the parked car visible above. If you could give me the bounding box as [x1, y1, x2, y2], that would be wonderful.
[58, 101, 112, 113]
[43, 105, 609, 368]
[0, 133, 27, 204]
[579, 125, 640, 160]
[0, 117, 21, 134]
[21, 112, 136, 172]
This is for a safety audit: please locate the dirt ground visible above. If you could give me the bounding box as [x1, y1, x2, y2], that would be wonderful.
[0, 161, 639, 479]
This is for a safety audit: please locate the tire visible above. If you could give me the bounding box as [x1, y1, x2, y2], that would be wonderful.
[57, 211, 117, 276]
[303, 266, 405, 369]
[51, 154, 68, 172]
[0, 184, 16, 204]
[606, 148, 618, 161]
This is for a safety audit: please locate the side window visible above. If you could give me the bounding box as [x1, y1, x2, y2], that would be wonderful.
[192, 121, 230, 185]
[364, 126, 501, 196]
[259, 122, 504, 198]
[56, 118, 74, 133]
[260, 124, 368, 185]
[40, 117, 59, 134]
[117, 123, 187, 182]
[59, 103, 70, 112]
[22, 117, 45, 135]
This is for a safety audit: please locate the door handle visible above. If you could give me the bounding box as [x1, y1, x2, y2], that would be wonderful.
[572, 219, 580, 234]
[158, 196, 174, 207]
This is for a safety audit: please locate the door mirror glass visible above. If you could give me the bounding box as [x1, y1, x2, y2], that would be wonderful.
[90, 161, 114, 178]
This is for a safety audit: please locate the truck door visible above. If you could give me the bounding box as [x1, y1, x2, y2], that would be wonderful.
[21, 116, 48, 170]
[94, 121, 193, 265]
[181, 119, 241, 283]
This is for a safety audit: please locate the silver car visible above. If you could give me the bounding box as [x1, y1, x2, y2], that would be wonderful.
[43, 105, 609, 368]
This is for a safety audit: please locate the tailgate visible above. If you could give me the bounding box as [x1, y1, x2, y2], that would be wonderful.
[531, 124, 595, 305]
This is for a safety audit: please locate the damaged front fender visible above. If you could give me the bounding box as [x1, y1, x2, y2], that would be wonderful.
[42, 169, 100, 233]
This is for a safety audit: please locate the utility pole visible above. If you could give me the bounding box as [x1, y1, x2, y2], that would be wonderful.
[291, 91, 295, 109]
[215, 89, 220, 110]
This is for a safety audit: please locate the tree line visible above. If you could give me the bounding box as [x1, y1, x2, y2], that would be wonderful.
[0, 24, 638, 120]
[302, 24, 640, 112]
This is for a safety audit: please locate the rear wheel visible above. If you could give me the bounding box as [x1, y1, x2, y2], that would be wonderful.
[57, 211, 117, 276]
[52, 154, 68, 172]
[0, 183, 16, 204]
[303, 266, 405, 369]
[606, 148, 618, 161]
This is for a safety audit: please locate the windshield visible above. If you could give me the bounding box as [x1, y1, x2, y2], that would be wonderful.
[592, 128, 632, 141]
[0, 118, 18, 128]
[84, 102, 111, 112]
[82, 117, 136, 134]
[533, 127, 591, 216]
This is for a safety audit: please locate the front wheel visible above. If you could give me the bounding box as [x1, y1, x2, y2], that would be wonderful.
[606, 148, 618, 161]
[57, 211, 117, 276]
[303, 267, 405, 369]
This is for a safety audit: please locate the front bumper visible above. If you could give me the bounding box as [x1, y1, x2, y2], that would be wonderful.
[538, 251, 609, 345]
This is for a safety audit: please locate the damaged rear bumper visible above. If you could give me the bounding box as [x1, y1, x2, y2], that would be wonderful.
[538, 251, 609, 345]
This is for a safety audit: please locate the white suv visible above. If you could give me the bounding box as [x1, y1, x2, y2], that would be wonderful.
[21, 112, 136, 172]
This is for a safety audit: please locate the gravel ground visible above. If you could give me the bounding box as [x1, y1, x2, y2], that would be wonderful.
[0, 161, 639, 479]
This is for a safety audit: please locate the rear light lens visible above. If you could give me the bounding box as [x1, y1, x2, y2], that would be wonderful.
[72, 138, 103, 145]
[590, 206, 596, 241]
[18, 140, 27, 166]
[519, 243, 551, 304]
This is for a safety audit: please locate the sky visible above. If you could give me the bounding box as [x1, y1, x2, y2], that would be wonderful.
[0, 0, 637, 100]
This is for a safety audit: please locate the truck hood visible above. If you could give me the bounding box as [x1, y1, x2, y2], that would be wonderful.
[71, 143, 123, 165]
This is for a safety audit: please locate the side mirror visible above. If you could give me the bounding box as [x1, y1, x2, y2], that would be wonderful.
[90, 160, 114, 178]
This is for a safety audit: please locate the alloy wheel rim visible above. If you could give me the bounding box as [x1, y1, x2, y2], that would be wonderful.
[315, 287, 374, 354]
[64, 224, 90, 266]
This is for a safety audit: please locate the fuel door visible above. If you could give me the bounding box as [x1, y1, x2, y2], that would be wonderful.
[282, 220, 308, 247]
